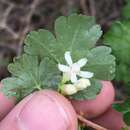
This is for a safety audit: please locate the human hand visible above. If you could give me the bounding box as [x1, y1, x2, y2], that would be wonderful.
[0, 82, 125, 130]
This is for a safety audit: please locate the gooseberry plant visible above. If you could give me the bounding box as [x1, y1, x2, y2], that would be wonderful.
[121, 0, 130, 20]
[103, 1, 130, 126]
[103, 20, 130, 127]
[1, 14, 116, 129]
[1, 14, 115, 100]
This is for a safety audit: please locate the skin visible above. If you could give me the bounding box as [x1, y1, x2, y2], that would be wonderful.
[71, 81, 115, 119]
[0, 81, 125, 130]
[91, 107, 125, 130]
[0, 83, 16, 121]
[0, 90, 78, 130]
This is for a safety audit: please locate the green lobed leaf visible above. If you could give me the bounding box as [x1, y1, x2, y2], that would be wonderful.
[123, 112, 130, 126]
[116, 63, 130, 86]
[1, 54, 61, 99]
[24, 14, 102, 62]
[1, 77, 35, 99]
[69, 79, 102, 100]
[113, 98, 130, 113]
[121, 0, 130, 19]
[54, 14, 102, 62]
[1, 14, 115, 100]
[24, 15, 114, 81]
[39, 58, 61, 89]
[104, 21, 130, 64]
[113, 99, 130, 126]
[85, 46, 116, 80]
[103, 21, 130, 90]
[24, 29, 58, 62]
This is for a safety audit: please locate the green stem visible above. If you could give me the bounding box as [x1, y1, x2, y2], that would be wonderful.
[36, 85, 42, 90]
[58, 80, 66, 95]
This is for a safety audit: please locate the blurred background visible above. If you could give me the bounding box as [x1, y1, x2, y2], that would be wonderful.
[0, 0, 128, 99]
[0, 0, 125, 80]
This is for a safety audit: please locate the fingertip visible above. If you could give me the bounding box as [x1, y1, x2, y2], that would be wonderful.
[71, 81, 115, 119]
[91, 107, 125, 130]
[0, 83, 16, 120]
[0, 90, 77, 130]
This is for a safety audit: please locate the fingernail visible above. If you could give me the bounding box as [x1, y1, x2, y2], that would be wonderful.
[17, 92, 45, 130]
[16, 93, 37, 130]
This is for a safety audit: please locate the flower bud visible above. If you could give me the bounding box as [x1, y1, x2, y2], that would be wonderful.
[75, 78, 91, 91]
[63, 84, 77, 95]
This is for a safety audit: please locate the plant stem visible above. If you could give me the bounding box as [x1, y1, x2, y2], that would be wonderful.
[77, 114, 108, 130]
[113, 100, 124, 104]
[36, 85, 42, 90]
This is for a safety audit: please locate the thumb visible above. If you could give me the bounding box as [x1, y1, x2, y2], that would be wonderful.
[0, 90, 77, 130]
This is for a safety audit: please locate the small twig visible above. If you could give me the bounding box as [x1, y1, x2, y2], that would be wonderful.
[4, 26, 19, 39]
[0, 23, 18, 40]
[113, 100, 124, 104]
[2, 3, 14, 23]
[0, 2, 18, 39]
[80, 0, 89, 15]
[0, 0, 11, 4]
[88, 0, 96, 16]
[17, 0, 40, 55]
[78, 114, 108, 130]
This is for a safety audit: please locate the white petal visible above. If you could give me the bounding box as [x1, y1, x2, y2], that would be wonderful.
[65, 51, 73, 65]
[78, 71, 94, 78]
[77, 58, 87, 67]
[58, 64, 69, 72]
[71, 73, 78, 83]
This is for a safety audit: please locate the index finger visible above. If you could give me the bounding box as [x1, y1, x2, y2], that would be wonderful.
[0, 83, 16, 120]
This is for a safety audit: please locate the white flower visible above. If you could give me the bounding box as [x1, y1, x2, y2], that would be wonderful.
[75, 78, 91, 91]
[63, 84, 77, 95]
[58, 51, 94, 83]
